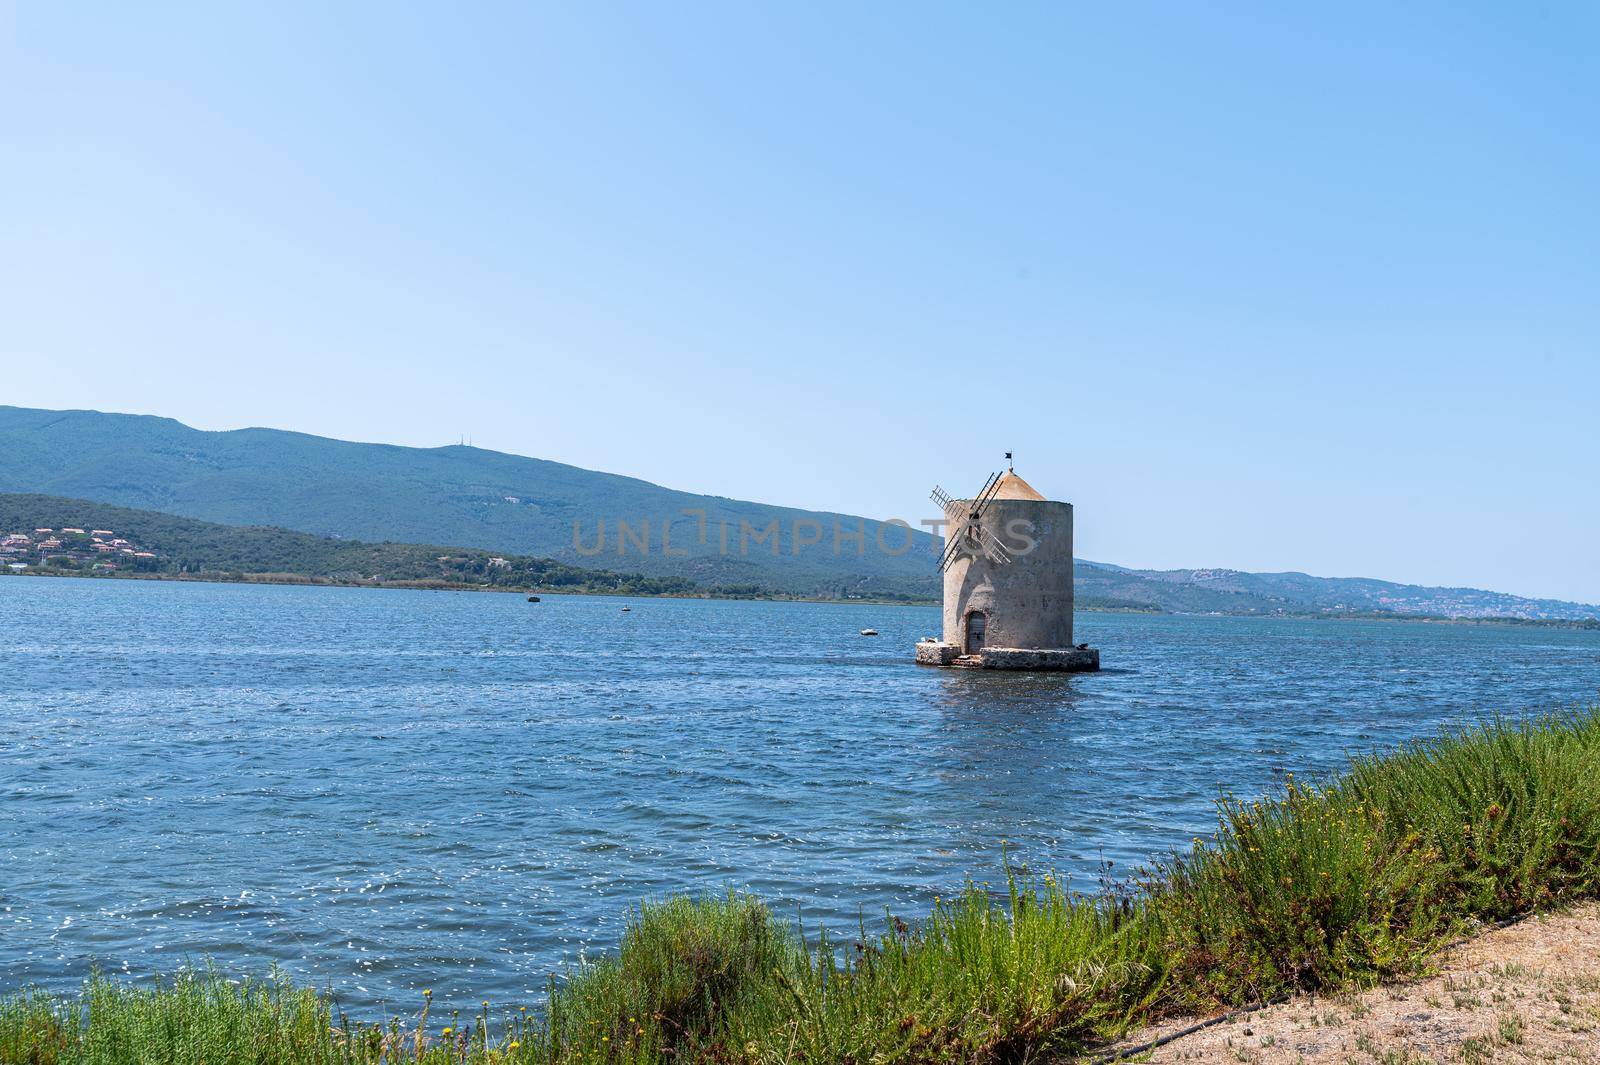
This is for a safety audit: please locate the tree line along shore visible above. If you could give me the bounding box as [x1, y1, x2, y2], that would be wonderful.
[9, 493, 1600, 622]
[3, 708, 1598, 1063]
[0, 493, 937, 604]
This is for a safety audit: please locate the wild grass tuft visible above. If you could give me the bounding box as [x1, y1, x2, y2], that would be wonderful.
[541, 891, 803, 1061]
[5, 707, 1600, 1063]
[0, 970, 342, 1065]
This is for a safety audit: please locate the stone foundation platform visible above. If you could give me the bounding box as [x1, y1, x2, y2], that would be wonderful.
[914, 641, 1099, 672]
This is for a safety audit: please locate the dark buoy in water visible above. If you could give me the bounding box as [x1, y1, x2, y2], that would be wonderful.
[860, 628, 878, 636]
[527, 595, 541, 602]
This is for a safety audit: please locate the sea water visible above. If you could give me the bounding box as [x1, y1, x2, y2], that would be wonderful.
[3, 577, 1598, 1012]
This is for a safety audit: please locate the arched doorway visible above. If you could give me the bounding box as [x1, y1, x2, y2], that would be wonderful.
[964, 611, 988, 655]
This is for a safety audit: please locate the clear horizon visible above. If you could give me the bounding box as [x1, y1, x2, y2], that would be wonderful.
[3, 4, 1597, 602]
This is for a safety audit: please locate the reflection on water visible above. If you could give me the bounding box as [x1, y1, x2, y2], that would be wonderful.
[3, 577, 1599, 1012]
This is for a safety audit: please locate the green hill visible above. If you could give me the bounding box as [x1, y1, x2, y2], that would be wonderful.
[0, 406, 941, 598]
[5, 406, 1595, 620]
[0, 493, 701, 596]
[5, 491, 1594, 621]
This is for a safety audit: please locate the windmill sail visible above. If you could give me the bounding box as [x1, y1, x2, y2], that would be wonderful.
[973, 525, 1013, 565]
[969, 472, 1005, 522]
[929, 485, 962, 525]
[932, 472, 1011, 572]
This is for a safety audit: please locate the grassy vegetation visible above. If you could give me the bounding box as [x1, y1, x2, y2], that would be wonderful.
[5, 709, 1599, 1063]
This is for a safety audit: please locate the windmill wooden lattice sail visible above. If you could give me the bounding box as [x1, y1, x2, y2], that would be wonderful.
[930, 472, 1013, 572]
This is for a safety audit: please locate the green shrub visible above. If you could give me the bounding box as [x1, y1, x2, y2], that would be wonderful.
[775, 875, 1165, 1062]
[1155, 782, 1447, 1006]
[1342, 711, 1600, 918]
[0, 971, 343, 1065]
[543, 892, 802, 1061]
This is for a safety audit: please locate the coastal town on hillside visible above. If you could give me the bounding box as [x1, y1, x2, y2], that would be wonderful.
[0, 526, 157, 573]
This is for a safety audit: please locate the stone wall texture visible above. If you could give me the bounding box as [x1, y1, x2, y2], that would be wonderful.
[978, 646, 1099, 671]
[942, 498, 1074, 652]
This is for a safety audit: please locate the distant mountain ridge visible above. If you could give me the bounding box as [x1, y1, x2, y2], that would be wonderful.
[2, 405, 1595, 619]
[1076, 562, 1600, 621]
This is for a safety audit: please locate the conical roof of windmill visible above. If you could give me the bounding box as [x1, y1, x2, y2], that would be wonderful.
[989, 470, 1046, 501]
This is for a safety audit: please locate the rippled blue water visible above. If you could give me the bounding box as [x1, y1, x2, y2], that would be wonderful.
[3, 576, 1599, 1013]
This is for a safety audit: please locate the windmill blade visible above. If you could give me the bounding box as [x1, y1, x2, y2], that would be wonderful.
[968, 472, 998, 515]
[932, 471, 1009, 572]
[928, 470, 1011, 569]
[969, 471, 1005, 522]
[938, 511, 980, 572]
[975, 525, 1013, 565]
[932, 486, 966, 571]
[930, 485, 965, 526]
[937, 523, 966, 572]
[938, 519, 1013, 572]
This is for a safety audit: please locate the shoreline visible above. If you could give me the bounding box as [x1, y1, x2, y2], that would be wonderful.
[1103, 902, 1600, 1062]
[10, 899, 1595, 1063]
[0, 567, 942, 607]
[4, 709, 1598, 1062]
[5, 568, 1597, 628]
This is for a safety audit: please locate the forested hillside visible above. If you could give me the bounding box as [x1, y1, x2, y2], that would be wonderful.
[5, 407, 1596, 619]
[0, 406, 941, 598]
[0, 494, 702, 596]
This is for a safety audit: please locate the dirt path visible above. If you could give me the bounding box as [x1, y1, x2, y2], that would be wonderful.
[1101, 903, 1600, 1063]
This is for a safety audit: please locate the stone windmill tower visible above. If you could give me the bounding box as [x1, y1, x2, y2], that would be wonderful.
[916, 459, 1099, 671]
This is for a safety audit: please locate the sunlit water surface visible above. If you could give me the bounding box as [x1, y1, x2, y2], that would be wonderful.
[4, 578, 1599, 1013]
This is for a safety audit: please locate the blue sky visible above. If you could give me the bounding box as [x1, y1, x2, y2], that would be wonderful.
[3, 3, 1597, 601]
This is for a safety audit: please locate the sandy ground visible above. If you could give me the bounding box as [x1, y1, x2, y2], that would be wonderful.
[1098, 902, 1600, 1063]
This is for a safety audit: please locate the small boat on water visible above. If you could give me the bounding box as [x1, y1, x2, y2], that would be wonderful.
[527, 595, 540, 602]
[621, 606, 631, 612]
[860, 628, 878, 636]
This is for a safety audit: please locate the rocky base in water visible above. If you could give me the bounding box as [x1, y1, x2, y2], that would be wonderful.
[914, 639, 1101, 670]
